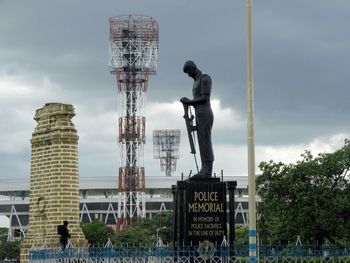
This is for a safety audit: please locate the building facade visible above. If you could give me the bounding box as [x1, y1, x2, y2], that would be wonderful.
[0, 176, 249, 240]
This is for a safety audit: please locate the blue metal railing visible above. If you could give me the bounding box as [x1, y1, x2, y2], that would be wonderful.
[30, 245, 350, 261]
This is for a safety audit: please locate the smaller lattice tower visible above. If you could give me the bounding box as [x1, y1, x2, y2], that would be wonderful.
[108, 15, 159, 230]
[153, 130, 181, 177]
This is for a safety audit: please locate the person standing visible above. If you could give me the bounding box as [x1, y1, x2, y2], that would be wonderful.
[58, 220, 71, 250]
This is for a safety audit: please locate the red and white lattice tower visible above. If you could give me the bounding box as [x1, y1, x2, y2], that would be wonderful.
[108, 15, 159, 230]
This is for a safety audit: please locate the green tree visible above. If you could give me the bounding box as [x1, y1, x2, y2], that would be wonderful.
[114, 211, 173, 245]
[143, 211, 173, 243]
[235, 226, 248, 245]
[0, 228, 20, 260]
[0, 240, 20, 260]
[81, 212, 173, 246]
[257, 139, 350, 246]
[113, 221, 152, 245]
[81, 220, 115, 246]
[0, 227, 7, 243]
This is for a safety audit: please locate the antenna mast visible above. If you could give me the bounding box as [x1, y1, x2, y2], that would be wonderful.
[109, 15, 159, 230]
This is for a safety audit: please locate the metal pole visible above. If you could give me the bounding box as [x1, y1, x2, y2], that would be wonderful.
[157, 227, 166, 242]
[227, 181, 237, 256]
[246, 0, 257, 262]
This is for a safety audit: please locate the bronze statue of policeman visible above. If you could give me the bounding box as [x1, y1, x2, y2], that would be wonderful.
[181, 60, 214, 178]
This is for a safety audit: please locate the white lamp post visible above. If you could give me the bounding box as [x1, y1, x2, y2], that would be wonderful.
[156, 227, 167, 243]
[246, 0, 257, 262]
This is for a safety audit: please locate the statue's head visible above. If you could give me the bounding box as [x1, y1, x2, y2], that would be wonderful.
[63, 220, 69, 226]
[183, 60, 198, 79]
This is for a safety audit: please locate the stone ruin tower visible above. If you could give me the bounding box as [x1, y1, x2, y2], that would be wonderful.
[21, 103, 86, 262]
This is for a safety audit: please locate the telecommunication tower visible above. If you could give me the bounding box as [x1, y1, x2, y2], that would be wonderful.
[108, 15, 159, 230]
[153, 130, 181, 177]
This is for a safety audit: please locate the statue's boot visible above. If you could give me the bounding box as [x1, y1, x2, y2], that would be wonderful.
[192, 161, 213, 179]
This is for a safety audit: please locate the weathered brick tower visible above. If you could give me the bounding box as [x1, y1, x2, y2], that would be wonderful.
[21, 103, 86, 262]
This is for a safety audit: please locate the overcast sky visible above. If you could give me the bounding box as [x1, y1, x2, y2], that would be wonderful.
[0, 0, 349, 187]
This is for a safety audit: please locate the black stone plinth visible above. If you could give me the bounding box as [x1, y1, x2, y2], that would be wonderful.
[173, 177, 236, 249]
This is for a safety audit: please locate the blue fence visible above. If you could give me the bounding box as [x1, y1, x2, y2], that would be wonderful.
[30, 245, 350, 261]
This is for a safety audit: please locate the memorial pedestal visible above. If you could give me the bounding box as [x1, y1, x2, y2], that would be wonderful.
[173, 177, 236, 252]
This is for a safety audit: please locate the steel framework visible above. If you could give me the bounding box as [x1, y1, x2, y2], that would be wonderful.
[153, 130, 181, 177]
[109, 15, 159, 230]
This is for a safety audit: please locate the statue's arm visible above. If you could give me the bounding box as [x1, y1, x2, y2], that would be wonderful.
[186, 94, 209, 106]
